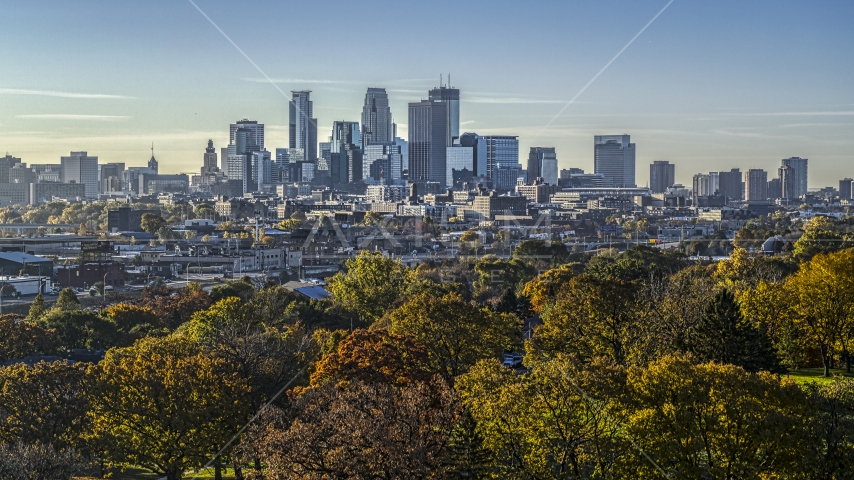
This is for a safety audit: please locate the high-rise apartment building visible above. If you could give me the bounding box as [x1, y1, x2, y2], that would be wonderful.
[408, 100, 448, 186]
[361, 88, 394, 146]
[290, 91, 318, 162]
[718, 168, 742, 201]
[649, 160, 675, 193]
[60, 151, 99, 197]
[479, 136, 519, 181]
[428, 83, 460, 147]
[594, 135, 636, 188]
[778, 165, 796, 200]
[744, 169, 769, 201]
[527, 147, 558, 186]
[839, 178, 853, 200]
[781, 157, 808, 198]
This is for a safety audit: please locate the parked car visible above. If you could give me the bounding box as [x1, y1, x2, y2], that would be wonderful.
[502, 352, 524, 369]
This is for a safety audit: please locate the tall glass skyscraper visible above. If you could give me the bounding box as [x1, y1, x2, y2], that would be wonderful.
[527, 147, 558, 186]
[781, 157, 808, 198]
[361, 88, 394, 147]
[408, 100, 448, 186]
[289, 91, 317, 162]
[428, 84, 460, 147]
[479, 136, 519, 181]
[594, 135, 636, 188]
[229, 119, 264, 150]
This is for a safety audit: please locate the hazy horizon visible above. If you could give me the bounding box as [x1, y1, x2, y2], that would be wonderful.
[1, 0, 852, 187]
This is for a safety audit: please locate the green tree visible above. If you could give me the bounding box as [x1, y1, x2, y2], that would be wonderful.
[55, 288, 81, 311]
[687, 288, 783, 373]
[26, 292, 46, 322]
[140, 213, 167, 235]
[800, 378, 854, 478]
[327, 251, 414, 323]
[793, 216, 847, 260]
[36, 309, 117, 352]
[88, 335, 252, 480]
[100, 303, 162, 345]
[0, 314, 57, 361]
[209, 279, 256, 303]
[387, 293, 519, 383]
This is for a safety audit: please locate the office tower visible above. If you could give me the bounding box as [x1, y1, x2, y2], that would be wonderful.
[361, 88, 394, 146]
[494, 163, 523, 191]
[329, 121, 362, 186]
[446, 145, 474, 187]
[394, 137, 408, 173]
[527, 147, 558, 186]
[250, 150, 273, 191]
[594, 135, 636, 188]
[428, 82, 460, 147]
[290, 91, 317, 162]
[649, 160, 675, 193]
[839, 178, 853, 200]
[220, 147, 228, 172]
[778, 165, 796, 200]
[718, 168, 742, 201]
[100, 163, 125, 193]
[458, 133, 485, 178]
[364, 143, 403, 184]
[8, 163, 33, 184]
[781, 157, 808, 198]
[0, 155, 21, 183]
[478, 135, 519, 181]
[744, 169, 768, 201]
[229, 120, 265, 150]
[408, 100, 448, 185]
[227, 127, 263, 195]
[60, 151, 99, 197]
[202, 140, 218, 174]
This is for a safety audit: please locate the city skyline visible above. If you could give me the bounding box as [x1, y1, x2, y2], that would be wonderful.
[1, 1, 852, 187]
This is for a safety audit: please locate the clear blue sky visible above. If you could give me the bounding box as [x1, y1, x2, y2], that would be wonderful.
[1, 0, 852, 187]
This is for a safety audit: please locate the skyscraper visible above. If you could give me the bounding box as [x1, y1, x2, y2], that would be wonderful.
[227, 127, 262, 195]
[594, 135, 636, 188]
[527, 147, 558, 186]
[458, 133, 485, 178]
[408, 100, 448, 186]
[446, 145, 474, 187]
[479, 136, 519, 181]
[649, 160, 675, 193]
[364, 143, 403, 184]
[428, 82, 460, 147]
[60, 151, 99, 197]
[330, 121, 362, 186]
[290, 91, 317, 162]
[781, 157, 808, 198]
[744, 169, 768, 201]
[361, 88, 394, 146]
[839, 178, 853, 200]
[229, 119, 265, 150]
[718, 168, 742, 201]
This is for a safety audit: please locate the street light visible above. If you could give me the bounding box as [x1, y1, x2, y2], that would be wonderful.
[103, 272, 108, 303]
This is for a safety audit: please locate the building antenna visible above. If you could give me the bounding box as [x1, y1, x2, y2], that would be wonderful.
[440, 74, 443, 87]
[151, 142, 154, 158]
[448, 73, 451, 87]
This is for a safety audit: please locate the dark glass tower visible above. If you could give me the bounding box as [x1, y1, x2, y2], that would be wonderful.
[408, 100, 448, 185]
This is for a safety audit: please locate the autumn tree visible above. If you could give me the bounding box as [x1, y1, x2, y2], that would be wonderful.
[520, 263, 583, 314]
[36, 309, 116, 352]
[529, 275, 643, 366]
[621, 355, 805, 479]
[100, 303, 162, 345]
[784, 250, 854, 376]
[242, 377, 460, 479]
[793, 215, 848, 260]
[740, 279, 806, 369]
[26, 292, 46, 322]
[140, 213, 167, 235]
[0, 314, 58, 361]
[457, 355, 629, 479]
[327, 251, 414, 323]
[799, 378, 854, 478]
[0, 361, 89, 450]
[387, 293, 519, 383]
[88, 335, 252, 480]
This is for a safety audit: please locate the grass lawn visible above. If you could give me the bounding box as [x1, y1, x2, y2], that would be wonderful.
[99, 466, 236, 480]
[785, 367, 854, 386]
